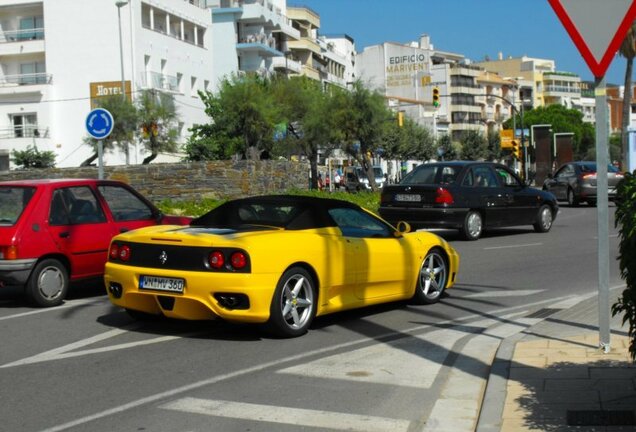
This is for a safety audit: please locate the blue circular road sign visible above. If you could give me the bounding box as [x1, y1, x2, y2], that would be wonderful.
[86, 108, 114, 139]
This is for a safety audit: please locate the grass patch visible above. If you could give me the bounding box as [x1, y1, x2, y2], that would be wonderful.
[156, 189, 381, 218]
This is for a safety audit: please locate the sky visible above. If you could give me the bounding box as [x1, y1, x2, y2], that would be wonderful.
[294, 0, 629, 86]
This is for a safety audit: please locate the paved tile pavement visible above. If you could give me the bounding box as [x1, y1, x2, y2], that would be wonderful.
[477, 291, 636, 432]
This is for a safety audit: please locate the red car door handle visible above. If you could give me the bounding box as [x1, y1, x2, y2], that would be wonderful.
[59, 231, 70, 238]
[120, 228, 129, 233]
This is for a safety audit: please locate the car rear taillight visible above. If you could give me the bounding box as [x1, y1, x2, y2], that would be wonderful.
[119, 245, 131, 262]
[209, 251, 225, 269]
[230, 251, 247, 269]
[0, 245, 17, 260]
[435, 187, 454, 204]
[109, 244, 119, 260]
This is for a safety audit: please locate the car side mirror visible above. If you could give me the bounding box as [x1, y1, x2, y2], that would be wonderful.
[395, 221, 411, 236]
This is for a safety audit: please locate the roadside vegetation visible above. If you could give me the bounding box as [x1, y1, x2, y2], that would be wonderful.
[157, 189, 381, 218]
[614, 172, 636, 361]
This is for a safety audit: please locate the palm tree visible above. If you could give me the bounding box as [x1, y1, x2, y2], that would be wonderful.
[137, 90, 180, 164]
[619, 21, 636, 170]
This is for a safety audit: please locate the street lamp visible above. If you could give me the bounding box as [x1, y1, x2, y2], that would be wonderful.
[116, 1, 128, 101]
[116, 0, 129, 163]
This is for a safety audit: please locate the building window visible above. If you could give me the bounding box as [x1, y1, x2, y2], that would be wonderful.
[19, 62, 46, 84]
[11, 114, 38, 138]
[191, 76, 197, 97]
[18, 16, 44, 40]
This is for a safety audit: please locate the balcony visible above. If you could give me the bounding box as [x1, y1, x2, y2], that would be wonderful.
[300, 64, 320, 81]
[287, 37, 321, 56]
[271, 56, 302, 74]
[141, 71, 180, 93]
[0, 27, 44, 43]
[237, 32, 282, 57]
[0, 126, 49, 140]
[0, 73, 51, 95]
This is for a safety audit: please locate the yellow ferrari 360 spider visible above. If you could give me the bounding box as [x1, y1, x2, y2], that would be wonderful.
[104, 195, 459, 337]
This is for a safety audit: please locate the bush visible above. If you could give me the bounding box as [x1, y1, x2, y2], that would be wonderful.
[11, 145, 56, 169]
[613, 171, 636, 361]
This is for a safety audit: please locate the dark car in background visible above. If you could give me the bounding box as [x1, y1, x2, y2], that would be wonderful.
[542, 161, 624, 206]
[379, 161, 558, 240]
[0, 179, 191, 307]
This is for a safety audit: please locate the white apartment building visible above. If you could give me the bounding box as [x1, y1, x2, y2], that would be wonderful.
[210, 0, 300, 86]
[209, 2, 351, 90]
[320, 34, 356, 86]
[0, 0, 213, 169]
[356, 34, 485, 140]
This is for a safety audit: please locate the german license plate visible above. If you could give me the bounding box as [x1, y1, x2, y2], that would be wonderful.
[395, 194, 421, 202]
[139, 275, 184, 293]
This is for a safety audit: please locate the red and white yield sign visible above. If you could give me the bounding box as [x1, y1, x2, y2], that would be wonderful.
[549, 0, 636, 78]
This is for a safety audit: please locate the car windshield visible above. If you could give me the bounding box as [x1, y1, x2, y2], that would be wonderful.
[0, 186, 36, 225]
[580, 163, 619, 173]
[400, 165, 461, 185]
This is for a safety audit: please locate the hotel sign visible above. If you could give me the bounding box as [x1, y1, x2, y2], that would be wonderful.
[89, 81, 132, 108]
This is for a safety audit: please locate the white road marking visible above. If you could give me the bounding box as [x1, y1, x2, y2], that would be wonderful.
[279, 327, 467, 388]
[0, 298, 104, 321]
[463, 289, 546, 299]
[37, 288, 625, 432]
[483, 243, 542, 250]
[160, 397, 411, 432]
[0, 325, 202, 368]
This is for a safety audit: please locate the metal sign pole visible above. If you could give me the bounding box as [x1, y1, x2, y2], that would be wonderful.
[98, 140, 104, 180]
[595, 76, 611, 353]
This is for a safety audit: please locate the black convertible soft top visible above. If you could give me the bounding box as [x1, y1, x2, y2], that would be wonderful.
[191, 195, 360, 230]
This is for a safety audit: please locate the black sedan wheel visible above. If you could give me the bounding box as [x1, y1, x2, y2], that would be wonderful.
[413, 249, 448, 305]
[267, 267, 316, 337]
[533, 205, 553, 233]
[567, 188, 579, 206]
[460, 210, 483, 241]
[26, 258, 68, 307]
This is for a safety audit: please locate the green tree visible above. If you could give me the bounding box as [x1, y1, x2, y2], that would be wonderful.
[272, 76, 342, 189]
[459, 130, 489, 160]
[187, 73, 279, 161]
[487, 130, 502, 161]
[381, 116, 434, 161]
[11, 145, 56, 168]
[436, 134, 460, 161]
[80, 95, 138, 166]
[332, 80, 393, 191]
[137, 90, 180, 164]
[619, 21, 636, 169]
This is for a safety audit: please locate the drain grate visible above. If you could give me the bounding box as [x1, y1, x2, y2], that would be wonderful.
[567, 410, 636, 426]
[525, 308, 562, 319]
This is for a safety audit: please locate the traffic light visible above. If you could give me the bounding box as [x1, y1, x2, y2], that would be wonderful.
[511, 140, 521, 160]
[432, 87, 440, 108]
[397, 111, 404, 127]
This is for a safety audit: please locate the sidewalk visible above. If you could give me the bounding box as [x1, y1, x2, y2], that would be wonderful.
[477, 292, 636, 432]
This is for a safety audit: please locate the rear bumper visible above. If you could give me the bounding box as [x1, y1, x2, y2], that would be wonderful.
[104, 262, 278, 323]
[379, 206, 468, 229]
[579, 184, 618, 201]
[0, 258, 36, 286]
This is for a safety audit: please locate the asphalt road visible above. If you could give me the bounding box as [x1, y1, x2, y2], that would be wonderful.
[0, 204, 623, 432]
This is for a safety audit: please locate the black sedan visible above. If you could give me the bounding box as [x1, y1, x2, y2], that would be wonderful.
[379, 161, 558, 240]
[542, 161, 624, 206]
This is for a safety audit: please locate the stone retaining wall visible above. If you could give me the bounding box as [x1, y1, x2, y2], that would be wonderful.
[0, 161, 310, 202]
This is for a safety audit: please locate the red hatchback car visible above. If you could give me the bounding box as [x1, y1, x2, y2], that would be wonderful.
[0, 179, 190, 307]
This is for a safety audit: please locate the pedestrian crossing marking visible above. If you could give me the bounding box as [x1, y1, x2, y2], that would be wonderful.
[160, 397, 411, 432]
